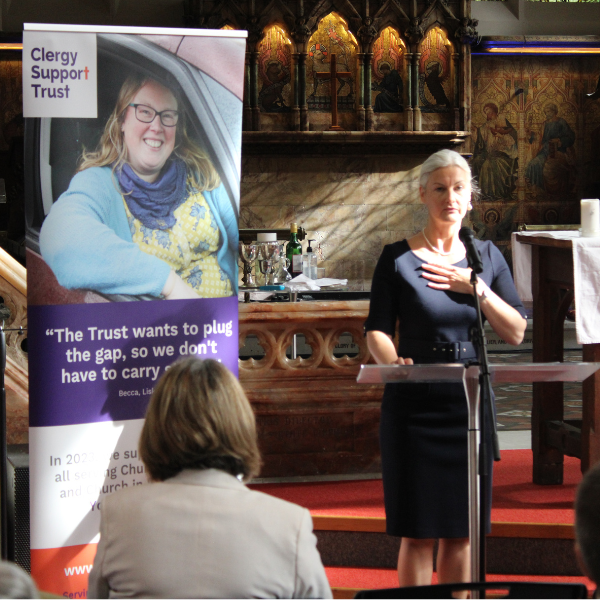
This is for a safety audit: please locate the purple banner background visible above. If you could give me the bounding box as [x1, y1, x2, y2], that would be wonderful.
[29, 297, 239, 427]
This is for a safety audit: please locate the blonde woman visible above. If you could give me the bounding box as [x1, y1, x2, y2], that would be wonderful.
[40, 74, 237, 300]
[87, 358, 331, 599]
[365, 150, 526, 591]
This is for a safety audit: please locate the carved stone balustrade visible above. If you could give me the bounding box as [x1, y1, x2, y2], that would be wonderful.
[239, 300, 384, 478]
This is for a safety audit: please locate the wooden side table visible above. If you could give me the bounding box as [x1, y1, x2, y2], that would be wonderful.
[516, 234, 600, 484]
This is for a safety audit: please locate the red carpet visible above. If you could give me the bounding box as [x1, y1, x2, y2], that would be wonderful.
[251, 449, 582, 524]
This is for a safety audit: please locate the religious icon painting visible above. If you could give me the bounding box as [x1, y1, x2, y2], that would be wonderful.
[258, 25, 292, 113]
[371, 27, 405, 113]
[418, 27, 453, 113]
[471, 94, 519, 202]
[472, 205, 518, 243]
[307, 12, 357, 112]
[524, 94, 577, 200]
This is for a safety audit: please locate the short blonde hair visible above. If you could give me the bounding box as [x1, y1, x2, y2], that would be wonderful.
[78, 74, 220, 191]
[139, 357, 261, 482]
[419, 149, 471, 189]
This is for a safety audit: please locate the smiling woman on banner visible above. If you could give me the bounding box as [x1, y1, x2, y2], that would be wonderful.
[364, 149, 527, 592]
[39, 74, 238, 300]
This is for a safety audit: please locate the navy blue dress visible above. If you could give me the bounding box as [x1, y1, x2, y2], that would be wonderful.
[364, 239, 526, 539]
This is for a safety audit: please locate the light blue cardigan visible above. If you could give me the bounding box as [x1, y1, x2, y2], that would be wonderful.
[40, 166, 238, 297]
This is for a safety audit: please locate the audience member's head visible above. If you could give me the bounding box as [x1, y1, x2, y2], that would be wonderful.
[139, 357, 261, 483]
[0, 561, 39, 598]
[575, 462, 600, 585]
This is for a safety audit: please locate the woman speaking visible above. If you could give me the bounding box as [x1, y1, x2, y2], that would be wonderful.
[40, 74, 237, 300]
[365, 149, 526, 589]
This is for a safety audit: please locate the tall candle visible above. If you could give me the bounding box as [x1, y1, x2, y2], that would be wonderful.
[581, 199, 600, 237]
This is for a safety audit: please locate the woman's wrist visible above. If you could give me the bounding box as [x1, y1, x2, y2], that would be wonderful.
[476, 281, 491, 302]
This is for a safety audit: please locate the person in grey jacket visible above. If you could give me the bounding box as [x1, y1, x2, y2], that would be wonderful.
[87, 357, 332, 599]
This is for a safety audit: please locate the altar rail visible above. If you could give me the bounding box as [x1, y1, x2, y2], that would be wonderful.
[239, 300, 384, 478]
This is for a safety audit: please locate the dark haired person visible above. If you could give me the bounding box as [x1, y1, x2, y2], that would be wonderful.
[87, 358, 331, 599]
[575, 462, 600, 596]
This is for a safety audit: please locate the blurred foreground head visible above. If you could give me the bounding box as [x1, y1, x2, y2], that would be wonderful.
[139, 357, 261, 483]
[0, 561, 39, 599]
[575, 461, 600, 584]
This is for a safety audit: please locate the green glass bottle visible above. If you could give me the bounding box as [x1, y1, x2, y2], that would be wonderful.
[286, 223, 303, 278]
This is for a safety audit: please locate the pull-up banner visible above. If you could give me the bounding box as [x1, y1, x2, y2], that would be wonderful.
[24, 23, 246, 596]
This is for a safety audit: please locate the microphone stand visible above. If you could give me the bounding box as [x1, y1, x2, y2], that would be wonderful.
[467, 266, 501, 584]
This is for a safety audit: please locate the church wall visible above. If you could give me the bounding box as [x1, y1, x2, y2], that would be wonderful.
[470, 53, 600, 267]
[242, 53, 600, 286]
[240, 153, 423, 290]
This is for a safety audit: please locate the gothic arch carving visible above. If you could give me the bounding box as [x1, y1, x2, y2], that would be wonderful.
[185, 0, 474, 133]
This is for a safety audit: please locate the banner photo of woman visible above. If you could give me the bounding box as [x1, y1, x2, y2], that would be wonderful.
[23, 24, 246, 597]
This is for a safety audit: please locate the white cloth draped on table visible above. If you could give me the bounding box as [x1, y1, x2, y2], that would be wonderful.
[511, 231, 600, 345]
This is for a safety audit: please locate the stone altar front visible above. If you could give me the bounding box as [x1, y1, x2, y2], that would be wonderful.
[239, 299, 384, 478]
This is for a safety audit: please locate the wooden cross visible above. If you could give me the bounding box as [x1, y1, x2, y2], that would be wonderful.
[315, 53, 351, 131]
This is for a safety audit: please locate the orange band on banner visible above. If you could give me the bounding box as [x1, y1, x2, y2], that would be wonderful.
[31, 544, 98, 597]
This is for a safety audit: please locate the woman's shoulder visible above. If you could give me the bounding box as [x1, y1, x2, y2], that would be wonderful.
[246, 486, 311, 525]
[66, 166, 116, 193]
[380, 239, 411, 260]
[475, 238, 503, 259]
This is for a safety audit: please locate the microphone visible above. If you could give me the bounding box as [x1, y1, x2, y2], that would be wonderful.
[459, 227, 483, 274]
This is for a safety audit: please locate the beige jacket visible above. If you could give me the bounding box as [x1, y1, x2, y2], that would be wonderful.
[88, 469, 332, 599]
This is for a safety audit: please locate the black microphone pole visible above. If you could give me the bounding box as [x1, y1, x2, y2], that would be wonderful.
[459, 227, 500, 584]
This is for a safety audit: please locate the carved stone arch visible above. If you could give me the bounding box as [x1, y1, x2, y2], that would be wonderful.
[372, 25, 407, 78]
[372, 19, 410, 46]
[256, 0, 296, 38]
[256, 23, 294, 115]
[374, 0, 410, 27]
[254, 18, 293, 48]
[419, 0, 459, 38]
[204, 0, 244, 30]
[306, 0, 361, 39]
[420, 23, 456, 53]
[418, 24, 455, 124]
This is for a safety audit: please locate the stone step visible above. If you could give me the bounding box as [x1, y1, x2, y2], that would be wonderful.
[313, 516, 582, 576]
[324, 567, 594, 599]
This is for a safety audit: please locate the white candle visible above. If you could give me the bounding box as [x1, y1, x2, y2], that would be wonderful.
[581, 199, 600, 237]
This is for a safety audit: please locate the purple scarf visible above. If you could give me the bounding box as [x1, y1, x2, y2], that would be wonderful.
[117, 158, 187, 230]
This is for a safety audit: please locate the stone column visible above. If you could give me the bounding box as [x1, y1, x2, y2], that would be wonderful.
[364, 52, 374, 131]
[412, 52, 421, 131]
[452, 51, 460, 130]
[243, 51, 252, 131]
[251, 51, 260, 131]
[298, 52, 309, 131]
[292, 53, 301, 131]
[404, 52, 413, 131]
[461, 43, 471, 137]
[356, 52, 365, 131]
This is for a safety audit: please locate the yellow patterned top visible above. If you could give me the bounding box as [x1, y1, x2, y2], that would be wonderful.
[124, 187, 232, 298]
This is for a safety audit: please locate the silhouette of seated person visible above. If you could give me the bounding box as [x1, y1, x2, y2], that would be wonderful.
[575, 462, 600, 598]
[87, 357, 332, 599]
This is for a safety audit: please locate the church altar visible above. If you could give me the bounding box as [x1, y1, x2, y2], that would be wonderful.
[514, 232, 600, 484]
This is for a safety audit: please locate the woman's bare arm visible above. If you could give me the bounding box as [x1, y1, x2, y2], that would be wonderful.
[366, 330, 413, 365]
